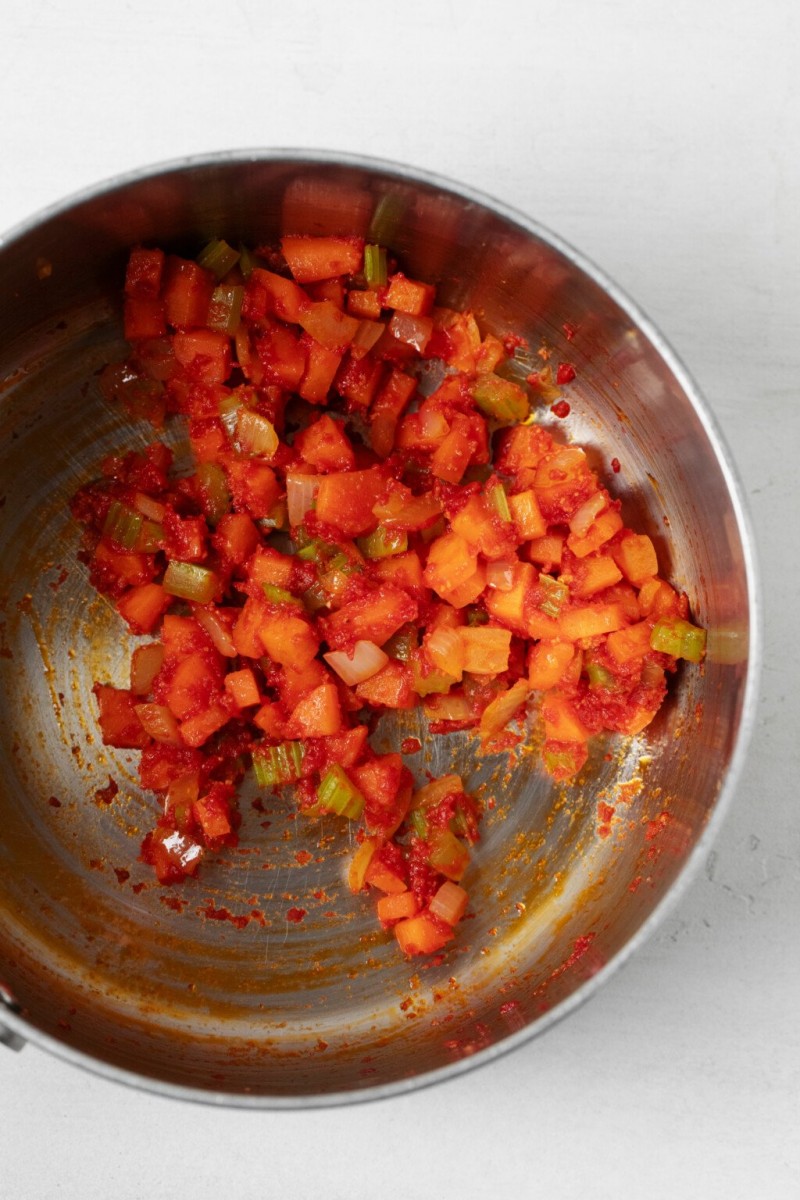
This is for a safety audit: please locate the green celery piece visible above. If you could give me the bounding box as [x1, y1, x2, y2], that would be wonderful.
[586, 661, 617, 690]
[253, 741, 305, 787]
[472, 373, 530, 424]
[103, 500, 143, 550]
[359, 524, 408, 559]
[316, 765, 365, 821]
[486, 479, 512, 522]
[207, 284, 244, 335]
[539, 574, 568, 618]
[197, 238, 240, 281]
[163, 561, 218, 604]
[650, 618, 707, 663]
[262, 582, 301, 607]
[364, 244, 388, 288]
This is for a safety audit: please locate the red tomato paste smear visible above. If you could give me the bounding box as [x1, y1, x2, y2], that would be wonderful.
[73, 235, 705, 957]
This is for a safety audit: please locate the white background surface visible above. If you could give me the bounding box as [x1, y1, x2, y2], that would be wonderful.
[1, 1, 798, 1197]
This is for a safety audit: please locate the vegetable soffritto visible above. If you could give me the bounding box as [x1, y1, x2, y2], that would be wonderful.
[72, 233, 706, 957]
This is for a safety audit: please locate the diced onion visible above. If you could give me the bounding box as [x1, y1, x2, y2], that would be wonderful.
[478, 678, 530, 746]
[388, 311, 432, 354]
[286, 472, 320, 527]
[429, 881, 468, 926]
[425, 627, 465, 678]
[569, 491, 606, 537]
[324, 640, 389, 686]
[237, 408, 279, 457]
[134, 703, 183, 746]
[485, 560, 516, 592]
[192, 605, 236, 657]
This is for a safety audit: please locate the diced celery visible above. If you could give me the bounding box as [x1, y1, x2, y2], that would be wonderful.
[364, 244, 388, 288]
[485, 479, 511, 522]
[539, 574, 568, 618]
[472, 373, 530, 424]
[103, 500, 143, 550]
[586, 661, 617, 690]
[136, 519, 164, 553]
[411, 653, 457, 697]
[428, 829, 469, 881]
[163, 561, 218, 604]
[359, 524, 408, 559]
[383, 626, 417, 661]
[252, 741, 305, 787]
[302, 582, 328, 613]
[262, 583, 301, 607]
[410, 809, 429, 839]
[195, 461, 231, 525]
[207, 284, 244, 334]
[197, 238, 240, 280]
[650, 618, 707, 663]
[316, 765, 365, 821]
[237, 242, 257, 278]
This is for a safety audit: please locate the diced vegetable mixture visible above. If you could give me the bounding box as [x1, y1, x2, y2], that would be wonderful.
[71, 234, 705, 957]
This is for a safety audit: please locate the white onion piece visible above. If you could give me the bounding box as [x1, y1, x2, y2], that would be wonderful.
[388, 311, 432, 354]
[286, 472, 320, 527]
[429, 881, 468, 926]
[569, 491, 606, 536]
[324, 640, 389, 686]
[485, 560, 516, 591]
[236, 408, 279, 457]
[192, 605, 237, 657]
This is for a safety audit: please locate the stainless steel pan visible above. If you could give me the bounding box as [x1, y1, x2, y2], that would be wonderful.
[0, 152, 758, 1105]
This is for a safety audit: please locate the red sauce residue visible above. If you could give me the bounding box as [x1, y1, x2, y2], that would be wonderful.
[294, 850, 313, 866]
[113, 867, 130, 885]
[611, 457, 621, 473]
[629, 875, 643, 892]
[550, 399, 570, 419]
[249, 908, 267, 926]
[286, 907, 306, 923]
[160, 893, 186, 912]
[48, 567, 69, 592]
[199, 902, 249, 929]
[88, 859, 104, 871]
[131, 881, 146, 894]
[597, 801, 616, 838]
[562, 322, 577, 341]
[502, 332, 527, 356]
[556, 362, 576, 385]
[401, 737, 422, 754]
[94, 776, 119, 806]
[48, 796, 61, 808]
[537, 933, 597, 995]
[645, 811, 672, 841]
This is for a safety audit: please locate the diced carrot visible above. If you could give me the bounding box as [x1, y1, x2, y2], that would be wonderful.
[364, 857, 407, 895]
[459, 626, 512, 674]
[224, 668, 261, 709]
[180, 704, 229, 748]
[571, 554, 624, 599]
[509, 489, 547, 540]
[541, 692, 591, 743]
[394, 912, 454, 956]
[297, 335, 342, 404]
[116, 582, 169, 635]
[528, 641, 575, 690]
[383, 274, 436, 316]
[558, 602, 627, 641]
[314, 467, 386, 536]
[248, 267, 309, 323]
[285, 681, 343, 737]
[377, 890, 419, 924]
[281, 235, 364, 283]
[346, 289, 382, 320]
[259, 612, 320, 670]
[567, 508, 624, 558]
